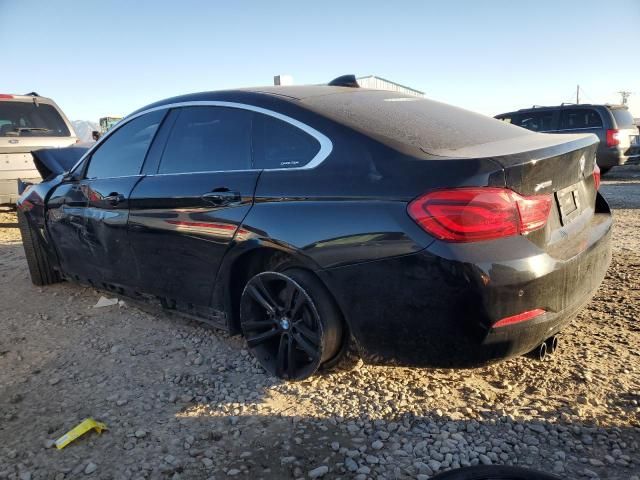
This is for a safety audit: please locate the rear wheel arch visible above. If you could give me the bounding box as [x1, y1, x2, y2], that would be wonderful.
[219, 244, 323, 334]
[215, 243, 362, 377]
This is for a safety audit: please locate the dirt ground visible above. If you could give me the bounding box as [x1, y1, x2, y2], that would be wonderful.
[0, 168, 638, 480]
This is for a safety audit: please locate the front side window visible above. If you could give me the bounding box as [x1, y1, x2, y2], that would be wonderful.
[86, 110, 164, 179]
[514, 111, 555, 132]
[560, 109, 603, 130]
[158, 107, 252, 174]
[252, 113, 320, 169]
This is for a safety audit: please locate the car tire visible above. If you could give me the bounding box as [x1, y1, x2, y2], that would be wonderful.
[240, 268, 343, 380]
[17, 210, 60, 286]
[430, 466, 561, 480]
[599, 166, 611, 175]
[319, 332, 362, 374]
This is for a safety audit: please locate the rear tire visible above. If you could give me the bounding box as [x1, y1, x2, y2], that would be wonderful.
[17, 210, 60, 286]
[319, 332, 362, 374]
[240, 268, 343, 380]
[599, 166, 611, 175]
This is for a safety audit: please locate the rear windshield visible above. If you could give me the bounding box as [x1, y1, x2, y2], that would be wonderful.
[0, 101, 71, 137]
[301, 90, 531, 155]
[610, 108, 635, 128]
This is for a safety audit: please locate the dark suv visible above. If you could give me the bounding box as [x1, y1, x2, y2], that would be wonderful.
[495, 104, 639, 173]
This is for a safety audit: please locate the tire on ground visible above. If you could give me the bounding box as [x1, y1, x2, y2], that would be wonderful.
[283, 268, 362, 375]
[17, 210, 60, 286]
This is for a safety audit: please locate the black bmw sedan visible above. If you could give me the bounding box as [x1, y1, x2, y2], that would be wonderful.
[16, 80, 611, 380]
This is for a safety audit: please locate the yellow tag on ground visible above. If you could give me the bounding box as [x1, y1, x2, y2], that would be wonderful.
[54, 418, 108, 449]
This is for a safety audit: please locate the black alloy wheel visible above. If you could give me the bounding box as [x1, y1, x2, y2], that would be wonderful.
[240, 269, 342, 380]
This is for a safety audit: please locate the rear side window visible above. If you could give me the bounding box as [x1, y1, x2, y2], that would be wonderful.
[252, 113, 320, 169]
[86, 110, 164, 179]
[560, 109, 603, 129]
[513, 111, 555, 132]
[158, 107, 252, 174]
[610, 108, 635, 128]
[0, 101, 70, 137]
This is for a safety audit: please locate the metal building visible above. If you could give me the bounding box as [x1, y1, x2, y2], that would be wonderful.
[273, 74, 424, 97]
[356, 75, 424, 97]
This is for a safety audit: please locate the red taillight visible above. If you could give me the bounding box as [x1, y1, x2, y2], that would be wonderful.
[593, 164, 601, 191]
[407, 187, 552, 242]
[606, 129, 620, 147]
[0, 94, 14, 99]
[493, 308, 546, 328]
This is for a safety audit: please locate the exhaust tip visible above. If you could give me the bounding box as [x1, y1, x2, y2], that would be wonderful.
[527, 341, 547, 361]
[546, 335, 559, 354]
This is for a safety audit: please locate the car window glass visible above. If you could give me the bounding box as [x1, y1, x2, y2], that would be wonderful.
[0, 102, 70, 137]
[252, 113, 320, 169]
[610, 108, 635, 128]
[86, 110, 164, 179]
[158, 107, 252, 174]
[560, 109, 603, 129]
[513, 111, 555, 132]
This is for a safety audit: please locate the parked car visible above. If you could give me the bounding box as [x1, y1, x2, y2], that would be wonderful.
[0, 92, 78, 204]
[17, 78, 612, 380]
[495, 104, 640, 173]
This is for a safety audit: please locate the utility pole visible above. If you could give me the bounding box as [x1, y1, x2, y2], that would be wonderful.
[618, 90, 632, 105]
[576, 85, 580, 104]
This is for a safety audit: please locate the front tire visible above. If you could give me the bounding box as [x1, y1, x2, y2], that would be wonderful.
[240, 269, 343, 380]
[17, 210, 60, 286]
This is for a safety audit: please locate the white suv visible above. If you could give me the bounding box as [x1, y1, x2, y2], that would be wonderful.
[0, 92, 77, 204]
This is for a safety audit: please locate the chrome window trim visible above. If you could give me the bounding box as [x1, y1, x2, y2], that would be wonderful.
[70, 100, 333, 175]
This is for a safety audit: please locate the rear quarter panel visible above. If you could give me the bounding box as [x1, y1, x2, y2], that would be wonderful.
[241, 131, 504, 269]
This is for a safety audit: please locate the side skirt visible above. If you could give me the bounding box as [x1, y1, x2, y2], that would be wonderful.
[62, 274, 228, 330]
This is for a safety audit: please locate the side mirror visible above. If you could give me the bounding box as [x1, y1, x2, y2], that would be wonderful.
[61, 171, 76, 182]
[62, 162, 85, 182]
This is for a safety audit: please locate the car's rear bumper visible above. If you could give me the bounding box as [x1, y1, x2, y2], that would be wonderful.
[623, 144, 640, 165]
[320, 198, 612, 368]
[597, 147, 637, 168]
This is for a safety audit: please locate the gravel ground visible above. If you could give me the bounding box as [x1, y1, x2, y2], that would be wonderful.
[0, 167, 639, 480]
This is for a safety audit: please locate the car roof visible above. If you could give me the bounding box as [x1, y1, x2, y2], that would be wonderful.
[129, 86, 545, 157]
[497, 103, 629, 117]
[0, 93, 57, 104]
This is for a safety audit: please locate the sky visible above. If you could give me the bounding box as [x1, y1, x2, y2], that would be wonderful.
[1, 0, 639, 122]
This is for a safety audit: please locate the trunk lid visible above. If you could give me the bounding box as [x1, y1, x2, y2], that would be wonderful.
[0, 138, 79, 182]
[432, 131, 600, 253]
[429, 131, 598, 195]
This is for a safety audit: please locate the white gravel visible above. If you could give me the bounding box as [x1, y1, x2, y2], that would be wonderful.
[0, 166, 638, 479]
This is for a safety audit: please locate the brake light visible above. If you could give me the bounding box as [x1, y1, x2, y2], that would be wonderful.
[407, 187, 552, 242]
[0, 94, 14, 99]
[606, 129, 620, 147]
[493, 308, 546, 328]
[593, 164, 601, 191]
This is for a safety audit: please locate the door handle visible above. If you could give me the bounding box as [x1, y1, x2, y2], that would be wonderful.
[104, 192, 125, 206]
[201, 190, 241, 206]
